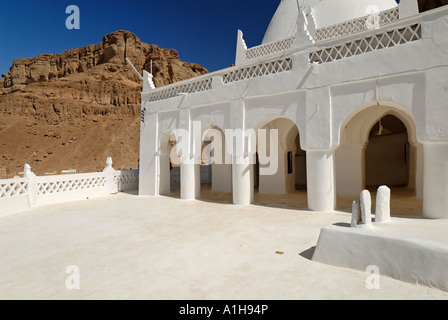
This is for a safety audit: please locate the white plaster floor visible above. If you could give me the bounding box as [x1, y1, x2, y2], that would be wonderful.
[0, 189, 447, 300]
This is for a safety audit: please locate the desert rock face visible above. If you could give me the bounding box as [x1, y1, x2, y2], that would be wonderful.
[0, 30, 208, 178]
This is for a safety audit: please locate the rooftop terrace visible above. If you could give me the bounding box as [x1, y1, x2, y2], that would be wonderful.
[0, 190, 447, 299]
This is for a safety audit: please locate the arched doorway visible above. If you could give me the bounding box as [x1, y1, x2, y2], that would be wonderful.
[336, 105, 423, 216]
[253, 117, 307, 209]
[365, 115, 410, 188]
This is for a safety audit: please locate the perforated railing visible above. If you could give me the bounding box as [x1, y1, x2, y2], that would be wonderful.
[310, 23, 421, 64]
[114, 170, 139, 191]
[37, 175, 106, 195]
[223, 58, 292, 84]
[0, 169, 139, 216]
[245, 37, 295, 61]
[315, 7, 399, 42]
[146, 78, 212, 102]
[0, 179, 28, 198]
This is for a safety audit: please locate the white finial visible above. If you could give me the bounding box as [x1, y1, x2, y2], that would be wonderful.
[143, 70, 156, 91]
[23, 164, 36, 178]
[103, 157, 115, 173]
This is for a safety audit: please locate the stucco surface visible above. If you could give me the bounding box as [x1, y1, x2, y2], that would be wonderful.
[0, 190, 446, 300]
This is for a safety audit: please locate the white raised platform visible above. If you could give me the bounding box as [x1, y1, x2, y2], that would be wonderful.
[312, 218, 448, 292]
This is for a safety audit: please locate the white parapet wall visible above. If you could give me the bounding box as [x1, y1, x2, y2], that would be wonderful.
[0, 161, 139, 217]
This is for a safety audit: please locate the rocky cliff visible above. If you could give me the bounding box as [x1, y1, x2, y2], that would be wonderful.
[0, 30, 208, 178]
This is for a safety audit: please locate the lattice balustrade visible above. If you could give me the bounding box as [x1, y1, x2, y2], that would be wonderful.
[0, 180, 28, 198]
[316, 8, 399, 42]
[310, 23, 421, 64]
[114, 171, 139, 190]
[146, 78, 212, 102]
[245, 37, 295, 60]
[37, 176, 106, 195]
[223, 58, 292, 84]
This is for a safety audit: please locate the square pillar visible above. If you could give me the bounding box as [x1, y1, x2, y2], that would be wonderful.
[139, 112, 159, 196]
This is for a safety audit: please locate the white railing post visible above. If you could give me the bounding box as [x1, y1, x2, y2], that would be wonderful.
[103, 157, 118, 194]
[143, 70, 156, 92]
[399, 0, 419, 19]
[293, 10, 314, 47]
[235, 30, 248, 66]
[23, 164, 37, 207]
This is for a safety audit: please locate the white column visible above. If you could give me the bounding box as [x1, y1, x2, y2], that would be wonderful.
[307, 149, 336, 211]
[181, 158, 198, 200]
[423, 143, 448, 219]
[229, 98, 253, 205]
[232, 155, 254, 205]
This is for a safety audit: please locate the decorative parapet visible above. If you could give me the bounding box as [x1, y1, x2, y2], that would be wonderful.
[0, 159, 139, 216]
[113, 170, 139, 192]
[141, 3, 422, 103]
[309, 22, 421, 65]
[37, 173, 107, 196]
[143, 77, 212, 102]
[237, 7, 400, 65]
[315, 7, 399, 42]
[0, 178, 28, 198]
[244, 37, 295, 62]
[223, 58, 292, 84]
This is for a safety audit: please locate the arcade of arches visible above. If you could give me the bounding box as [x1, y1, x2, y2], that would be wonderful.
[158, 109, 423, 216]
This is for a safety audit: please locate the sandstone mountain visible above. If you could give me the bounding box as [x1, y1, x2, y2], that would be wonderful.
[0, 30, 208, 178]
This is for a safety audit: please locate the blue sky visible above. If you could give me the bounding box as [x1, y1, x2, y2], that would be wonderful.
[0, 0, 280, 74]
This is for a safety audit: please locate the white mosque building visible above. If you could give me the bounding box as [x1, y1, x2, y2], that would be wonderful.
[138, 0, 448, 219]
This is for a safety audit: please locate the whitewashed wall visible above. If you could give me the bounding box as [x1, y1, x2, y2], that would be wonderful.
[0, 167, 138, 217]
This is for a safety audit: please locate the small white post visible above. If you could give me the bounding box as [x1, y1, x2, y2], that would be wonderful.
[306, 7, 317, 40]
[360, 190, 372, 227]
[235, 30, 248, 66]
[103, 157, 115, 173]
[375, 186, 391, 223]
[293, 9, 314, 47]
[23, 164, 37, 207]
[103, 157, 117, 194]
[143, 70, 156, 92]
[351, 200, 361, 227]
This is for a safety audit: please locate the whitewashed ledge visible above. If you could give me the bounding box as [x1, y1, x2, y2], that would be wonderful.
[312, 218, 448, 292]
[0, 158, 138, 217]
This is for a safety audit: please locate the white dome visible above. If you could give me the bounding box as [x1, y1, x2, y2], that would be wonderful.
[262, 0, 398, 44]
